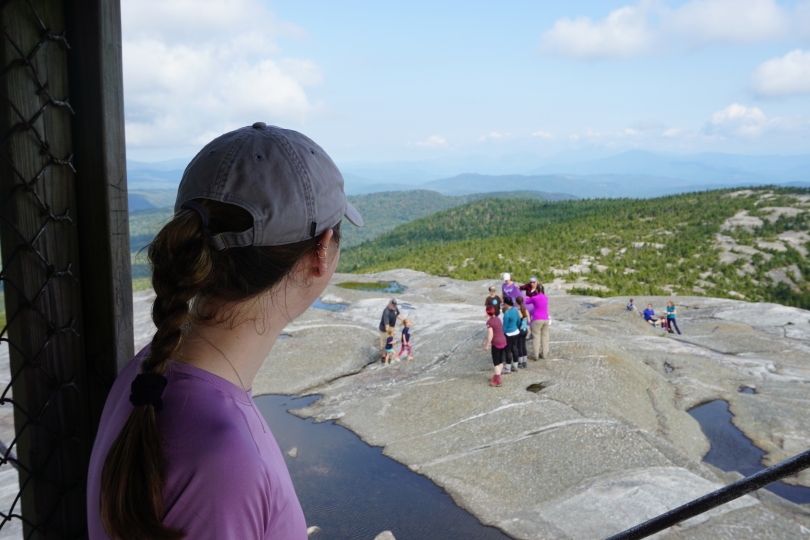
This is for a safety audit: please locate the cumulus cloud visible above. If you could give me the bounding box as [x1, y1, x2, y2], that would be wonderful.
[538, 4, 654, 59]
[704, 103, 781, 137]
[531, 131, 555, 139]
[411, 135, 449, 148]
[122, 0, 322, 150]
[539, 0, 790, 59]
[669, 0, 787, 45]
[751, 49, 810, 97]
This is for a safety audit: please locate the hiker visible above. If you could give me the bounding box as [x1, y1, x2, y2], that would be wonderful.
[524, 283, 550, 360]
[666, 300, 682, 334]
[626, 298, 636, 311]
[485, 286, 503, 317]
[501, 297, 521, 372]
[519, 276, 541, 297]
[519, 276, 540, 321]
[515, 296, 530, 368]
[398, 319, 414, 360]
[643, 304, 662, 327]
[501, 273, 522, 305]
[483, 307, 507, 387]
[87, 123, 363, 540]
[379, 299, 405, 361]
[384, 327, 397, 364]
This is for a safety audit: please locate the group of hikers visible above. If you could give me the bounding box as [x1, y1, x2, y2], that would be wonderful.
[626, 298, 682, 334]
[376, 276, 685, 387]
[482, 273, 550, 387]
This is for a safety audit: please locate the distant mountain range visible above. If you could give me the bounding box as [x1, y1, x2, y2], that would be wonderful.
[125, 150, 810, 209]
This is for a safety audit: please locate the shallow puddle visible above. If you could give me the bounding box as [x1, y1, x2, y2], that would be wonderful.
[255, 394, 511, 539]
[664, 362, 674, 373]
[688, 399, 810, 504]
[311, 298, 348, 311]
[337, 281, 407, 294]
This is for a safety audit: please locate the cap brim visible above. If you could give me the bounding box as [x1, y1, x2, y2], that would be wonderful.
[345, 201, 364, 227]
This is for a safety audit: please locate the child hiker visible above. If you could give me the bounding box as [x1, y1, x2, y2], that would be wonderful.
[398, 319, 414, 360]
[384, 327, 397, 364]
[483, 307, 506, 387]
[515, 296, 530, 368]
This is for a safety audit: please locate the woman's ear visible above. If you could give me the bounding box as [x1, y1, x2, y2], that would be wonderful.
[312, 228, 335, 277]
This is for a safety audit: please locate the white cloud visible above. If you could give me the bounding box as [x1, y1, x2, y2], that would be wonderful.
[479, 132, 513, 142]
[662, 127, 684, 137]
[531, 131, 555, 139]
[538, 4, 654, 59]
[539, 0, 790, 59]
[704, 103, 778, 137]
[122, 0, 322, 150]
[751, 49, 810, 97]
[670, 0, 787, 45]
[411, 135, 449, 148]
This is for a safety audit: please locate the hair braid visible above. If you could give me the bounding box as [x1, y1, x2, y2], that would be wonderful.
[100, 207, 213, 540]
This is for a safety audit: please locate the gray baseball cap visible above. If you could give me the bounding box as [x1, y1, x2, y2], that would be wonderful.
[175, 122, 363, 249]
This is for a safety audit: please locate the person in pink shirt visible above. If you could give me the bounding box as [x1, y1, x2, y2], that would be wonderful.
[524, 283, 550, 361]
[87, 124, 364, 540]
[483, 307, 507, 387]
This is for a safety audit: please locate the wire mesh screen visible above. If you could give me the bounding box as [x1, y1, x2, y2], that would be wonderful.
[0, 1, 90, 538]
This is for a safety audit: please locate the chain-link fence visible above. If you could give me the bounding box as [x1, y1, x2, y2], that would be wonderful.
[0, 1, 130, 538]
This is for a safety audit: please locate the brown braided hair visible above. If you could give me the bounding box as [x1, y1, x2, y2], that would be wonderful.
[99, 199, 340, 540]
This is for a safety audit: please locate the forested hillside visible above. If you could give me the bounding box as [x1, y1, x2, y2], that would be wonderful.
[339, 188, 810, 309]
[128, 189, 568, 281]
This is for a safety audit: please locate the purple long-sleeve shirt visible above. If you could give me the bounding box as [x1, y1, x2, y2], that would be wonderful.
[87, 347, 307, 540]
[524, 293, 549, 321]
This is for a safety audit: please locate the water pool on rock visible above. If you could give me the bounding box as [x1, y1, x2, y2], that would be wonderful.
[337, 281, 407, 294]
[688, 399, 810, 504]
[311, 297, 348, 311]
[255, 394, 511, 540]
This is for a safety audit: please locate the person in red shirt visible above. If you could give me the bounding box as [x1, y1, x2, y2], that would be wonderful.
[483, 307, 507, 387]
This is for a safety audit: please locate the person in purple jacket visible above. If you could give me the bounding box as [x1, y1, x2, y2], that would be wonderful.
[501, 272, 522, 304]
[524, 283, 550, 361]
[87, 124, 364, 540]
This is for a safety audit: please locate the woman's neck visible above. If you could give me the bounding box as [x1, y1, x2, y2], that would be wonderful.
[178, 309, 287, 391]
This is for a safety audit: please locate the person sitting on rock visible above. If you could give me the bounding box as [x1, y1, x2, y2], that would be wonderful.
[483, 307, 507, 387]
[643, 304, 662, 327]
[398, 319, 414, 360]
[485, 286, 502, 317]
[627, 298, 636, 311]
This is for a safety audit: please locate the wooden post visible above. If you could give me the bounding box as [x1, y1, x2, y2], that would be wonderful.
[0, 0, 130, 537]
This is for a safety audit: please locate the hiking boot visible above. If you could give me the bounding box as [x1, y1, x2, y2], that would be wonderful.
[502, 365, 511, 374]
[490, 375, 502, 387]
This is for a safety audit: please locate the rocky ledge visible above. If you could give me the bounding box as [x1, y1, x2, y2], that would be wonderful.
[134, 270, 810, 539]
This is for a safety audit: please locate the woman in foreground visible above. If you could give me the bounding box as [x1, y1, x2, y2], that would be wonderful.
[87, 124, 363, 540]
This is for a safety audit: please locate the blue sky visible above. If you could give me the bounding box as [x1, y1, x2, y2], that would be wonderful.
[122, 0, 810, 163]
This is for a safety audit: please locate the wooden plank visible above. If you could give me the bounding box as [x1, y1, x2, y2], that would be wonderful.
[64, 0, 132, 427]
[0, 0, 131, 537]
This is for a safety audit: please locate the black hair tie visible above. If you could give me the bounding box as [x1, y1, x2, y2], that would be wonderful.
[130, 373, 169, 411]
[181, 201, 213, 241]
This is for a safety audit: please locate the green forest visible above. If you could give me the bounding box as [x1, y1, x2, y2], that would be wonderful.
[127, 187, 810, 309]
[128, 189, 558, 281]
[338, 187, 810, 309]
